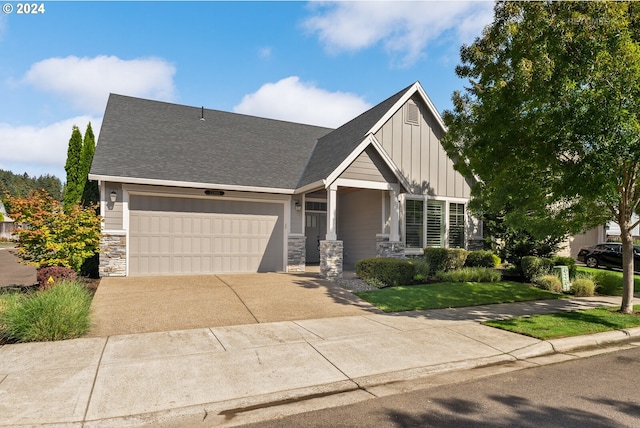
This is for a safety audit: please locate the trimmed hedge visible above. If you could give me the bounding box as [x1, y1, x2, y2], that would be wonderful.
[464, 250, 497, 268]
[521, 256, 554, 282]
[434, 267, 501, 283]
[355, 258, 415, 288]
[422, 248, 468, 275]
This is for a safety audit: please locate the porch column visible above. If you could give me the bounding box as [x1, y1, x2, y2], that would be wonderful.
[326, 183, 338, 240]
[389, 184, 400, 241]
[320, 183, 342, 279]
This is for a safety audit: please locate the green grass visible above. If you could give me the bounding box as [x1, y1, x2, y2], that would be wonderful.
[576, 267, 640, 295]
[484, 305, 640, 340]
[0, 280, 92, 342]
[355, 281, 563, 312]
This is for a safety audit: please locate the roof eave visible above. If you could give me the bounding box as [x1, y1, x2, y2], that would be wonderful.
[88, 174, 295, 195]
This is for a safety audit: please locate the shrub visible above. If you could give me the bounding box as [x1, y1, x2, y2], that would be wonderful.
[534, 274, 563, 293]
[8, 190, 101, 272]
[571, 278, 596, 297]
[355, 258, 415, 288]
[553, 256, 577, 279]
[411, 259, 430, 282]
[464, 250, 496, 268]
[591, 271, 623, 295]
[448, 249, 468, 271]
[492, 253, 502, 267]
[0, 280, 92, 342]
[422, 248, 449, 275]
[422, 248, 468, 274]
[521, 256, 554, 282]
[435, 267, 502, 283]
[36, 266, 77, 290]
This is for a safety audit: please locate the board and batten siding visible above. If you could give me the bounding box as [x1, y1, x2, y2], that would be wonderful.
[341, 146, 397, 183]
[103, 182, 123, 230]
[375, 96, 471, 199]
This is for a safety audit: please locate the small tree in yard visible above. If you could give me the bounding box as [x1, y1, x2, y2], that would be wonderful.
[8, 189, 101, 272]
[443, 2, 640, 313]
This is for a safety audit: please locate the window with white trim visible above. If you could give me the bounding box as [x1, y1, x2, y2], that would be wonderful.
[426, 200, 445, 247]
[449, 203, 465, 248]
[404, 199, 423, 248]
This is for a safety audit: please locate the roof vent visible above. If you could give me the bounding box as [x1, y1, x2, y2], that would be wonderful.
[200, 106, 205, 121]
[405, 102, 419, 126]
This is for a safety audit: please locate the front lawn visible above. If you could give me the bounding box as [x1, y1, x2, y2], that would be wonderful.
[484, 305, 640, 340]
[355, 281, 563, 312]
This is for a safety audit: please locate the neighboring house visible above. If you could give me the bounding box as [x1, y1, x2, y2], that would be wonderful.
[0, 201, 16, 240]
[561, 217, 640, 259]
[89, 82, 481, 278]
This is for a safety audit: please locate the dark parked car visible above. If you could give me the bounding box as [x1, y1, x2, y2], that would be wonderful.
[577, 243, 640, 272]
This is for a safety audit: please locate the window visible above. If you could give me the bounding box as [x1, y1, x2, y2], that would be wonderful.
[405, 199, 423, 248]
[305, 201, 327, 211]
[449, 203, 465, 248]
[426, 200, 444, 247]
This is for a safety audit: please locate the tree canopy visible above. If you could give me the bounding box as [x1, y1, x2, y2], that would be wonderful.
[443, 1, 640, 312]
[0, 169, 62, 201]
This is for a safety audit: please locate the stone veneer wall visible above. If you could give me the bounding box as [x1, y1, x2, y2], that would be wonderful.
[376, 234, 406, 258]
[287, 235, 306, 272]
[320, 240, 343, 280]
[99, 232, 126, 277]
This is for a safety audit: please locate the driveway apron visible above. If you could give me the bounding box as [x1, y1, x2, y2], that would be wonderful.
[87, 272, 379, 337]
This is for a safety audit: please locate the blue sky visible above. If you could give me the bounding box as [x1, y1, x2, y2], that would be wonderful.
[0, 1, 494, 181]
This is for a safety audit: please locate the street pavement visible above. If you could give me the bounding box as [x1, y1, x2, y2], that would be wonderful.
[1, 292, 639, 427]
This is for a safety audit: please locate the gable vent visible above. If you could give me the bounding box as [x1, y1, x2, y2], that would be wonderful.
[405, 102, 420, 126]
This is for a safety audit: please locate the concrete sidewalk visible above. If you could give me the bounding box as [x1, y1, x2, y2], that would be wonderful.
[1, 296, 639, 427]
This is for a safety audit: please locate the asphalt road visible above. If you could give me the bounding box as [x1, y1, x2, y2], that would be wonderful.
[242, 347, 640, 428]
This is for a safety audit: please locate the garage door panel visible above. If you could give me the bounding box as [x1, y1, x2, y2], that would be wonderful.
[129, 196, 283, 276]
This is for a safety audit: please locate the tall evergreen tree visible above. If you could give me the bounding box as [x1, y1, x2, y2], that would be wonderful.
[63, 125, 84, 211]
[80, 122, 99, 207]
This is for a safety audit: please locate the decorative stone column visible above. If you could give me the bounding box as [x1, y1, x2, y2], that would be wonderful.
[376, 234, 406, 258]
[99, 231, 126, 277]
[287, 234, 306, 272]
[320, 240, 343, 280]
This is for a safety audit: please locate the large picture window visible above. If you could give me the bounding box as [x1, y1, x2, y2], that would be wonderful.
[404, 199, 423, 248]
[449, 203, 465, 248]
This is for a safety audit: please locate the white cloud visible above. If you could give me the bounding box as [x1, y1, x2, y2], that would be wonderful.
[303, 1, 494, 67]
[0, 117, 101, 180]
[21, 55, 176, 114]
[233, 76, 371, 128]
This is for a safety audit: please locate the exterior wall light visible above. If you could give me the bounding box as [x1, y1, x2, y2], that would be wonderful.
[295, 201, 302, 211]
[110, 191, 117, 203]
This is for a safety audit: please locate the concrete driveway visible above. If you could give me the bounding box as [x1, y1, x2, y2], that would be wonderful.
[87, 272, 381, 337]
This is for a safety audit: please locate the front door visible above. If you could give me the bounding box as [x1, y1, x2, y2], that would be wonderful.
[305, 213, 327, 264]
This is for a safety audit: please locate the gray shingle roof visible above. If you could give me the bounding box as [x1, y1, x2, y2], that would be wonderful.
[91, 84, 415, 191]
[297, 84, 413, 187]
[90, 94, 334, 190]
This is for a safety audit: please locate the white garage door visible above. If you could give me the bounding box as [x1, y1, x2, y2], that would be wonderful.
[129, 195, 283, 275]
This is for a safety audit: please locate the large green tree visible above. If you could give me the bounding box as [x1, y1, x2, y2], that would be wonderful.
[443, 1, 640, 312]
[63, 125, 84, 211]
[80, 122, 99, 207]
